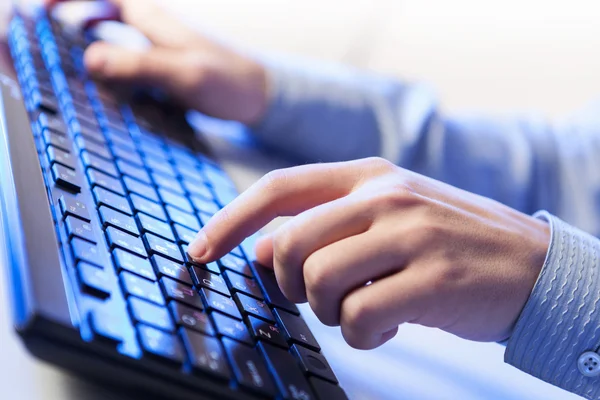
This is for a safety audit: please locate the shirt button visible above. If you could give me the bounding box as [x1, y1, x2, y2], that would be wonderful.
[578, 352, 600, 377]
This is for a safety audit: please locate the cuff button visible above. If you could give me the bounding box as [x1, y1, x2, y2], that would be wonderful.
[578, 351, 600, 377]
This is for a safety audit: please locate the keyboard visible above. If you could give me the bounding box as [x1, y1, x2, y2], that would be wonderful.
[0, 10, 348, 400]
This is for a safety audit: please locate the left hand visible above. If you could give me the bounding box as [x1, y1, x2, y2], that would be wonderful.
[188, 157, 550, 349]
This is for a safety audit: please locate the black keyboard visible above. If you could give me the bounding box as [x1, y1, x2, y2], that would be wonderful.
[0, 10, 348, 400]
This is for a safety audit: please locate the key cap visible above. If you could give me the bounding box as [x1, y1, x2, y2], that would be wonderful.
[145, 158, 176, 178]
[211, 181, 238, 208]
[274, 309, 320, 352]
[71, 238, 102, 267]
[158, 188, 193, 214]
[51, 163, 81, 192]
[191, 267, 230, 297]
[138, 324, 184, 366]
[30, 88, 58, 113]
[99, 206, 139, 236]
[211, 312, 252, 345]
[81, 151, 118, 177]
[77, 262, 112, 299]
[123, 176, 159, 203]
[165, 205, 200, 231]
[308, 377, 348, 400]
[190, 194, 220, 216]
[181, 245, 220, 274]
[151, 255, 192, 285]
[128, 297, 174, 332]
[248, 316, 287, 348]
[112, 145, 143, 167]
[87, 169, 124, 196]
[254, 263, 300, 315]
[59, 195, 91, 222]
[291, 345, 337, 383]
[180, 328, 231, 380]
[65, 216, 96, 243]
[120, 271, 165, 305]
[116, 159, 151, 184]
[152, 173, 184, 195]
[106, 227, 147, 258]
[236, 293, 275, 323]
[38, 112, 67, 135]
[258, 342, 316, 400]
[131, 194, 167, 221]
[137, 214, 175, 242]
[145, 233, 183, 263]
[47, 145, 76, 169]
[230, 246, 246, 260]
[88, 311, 123, 346]
[219, 254, 253, 278]
[160, 277, 203, 310]
[222, 338, 277, 397]
[169, 302, 214, 335]
[183, 180, 214, 201]
[42, 129, 70, 152]
[223, 270, 263, 300]
[113, 249, 156, 281]
[75, 135, 112, 160]
[93, 187, 133, 216]
[173, 224, 197, 244]
[200, 288, 242, 320]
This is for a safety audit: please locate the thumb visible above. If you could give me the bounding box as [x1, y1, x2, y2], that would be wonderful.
[84, 41, 184, 88]
[255, 235, 274, 268]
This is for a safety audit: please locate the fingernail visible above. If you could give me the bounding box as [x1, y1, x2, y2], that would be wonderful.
[188, 230, 208, 261]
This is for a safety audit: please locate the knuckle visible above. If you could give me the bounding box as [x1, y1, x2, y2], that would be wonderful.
[271, 228, 299, 268]
[341, 294, 374, 335]
[367, 183, 417, 210]
[260, 169, 290, 199]
[303, 257, 336, 299]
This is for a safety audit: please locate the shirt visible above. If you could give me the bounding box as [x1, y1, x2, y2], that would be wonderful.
[251, 56, 600, 399]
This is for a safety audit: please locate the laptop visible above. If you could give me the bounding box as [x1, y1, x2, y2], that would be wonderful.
[0, 7, 347, 400]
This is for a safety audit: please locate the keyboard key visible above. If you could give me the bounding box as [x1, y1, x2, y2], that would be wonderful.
[223, 270, 263, 300]
[77, 262, 112, 299]
[291, 345, 337, 383]
[173, 224, 196, 244]
[75, 135, 112, 160]
[42, 128, 70, 152]
[116, 159, 151, 184]
[258, 342, 316, 400]
[113, 249, 156, 281]
[190, 195, 220, 216]
[158, 188, 193, 214]
[47, 145, 76, 169]
[152, 172, 184, 195]
[235, 293, 274, 323]
[131, 194, 167, 221]
[71, 238, 102, 267]
[145, 158, 177, 178]
[51, 163, 81, 192]
[123, 176, 159, 203]
[137, 213, 175, 241]
[145, 232, 182, 262]
[128, 297, 174, 332]
[112, 145, 143, 167]
[254, 263, 300, 315]
[248, 316, 287, 348]
[65, 215, 96, 243]
[151, 255, 192, 285]
[180, 328, 231, 380]
[120, 271, 164, 305]
[88, 311, 123, 346]
[308, 377, 348, 400]
[93, 187, 133, 216]
[181, 244, 220, 274]
[222, 338, 277, 397]
[38, 112, 67, 135]
[165, 205, 200, 231]
[87, 168, 124, 196]
[201, 288, 242, 320]
[160, 277, 203, 310]
[183, 180, 214, 201]
[138, 324, 184, 366]
[211, 181, 238, 207]
[274, 309, 320, 352]
[211, 312, 252, 345]
[99, 206, 139, 236]
[219, 254, 253, 278]
[81, 150, 118, 177]
[59, 195, 91, 222]
[30, 87, 58, 113]
[191, 267, 230, 297]
[106, 226, 147, 258]
[169, 302, 214, 335]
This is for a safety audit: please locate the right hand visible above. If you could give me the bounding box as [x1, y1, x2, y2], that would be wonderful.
[45, 0, 269, 124]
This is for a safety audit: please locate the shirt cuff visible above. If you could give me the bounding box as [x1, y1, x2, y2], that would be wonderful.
[505, 211, 600, 399]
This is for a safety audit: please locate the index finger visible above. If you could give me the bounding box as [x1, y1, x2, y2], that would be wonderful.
[187, 161, 362, 263]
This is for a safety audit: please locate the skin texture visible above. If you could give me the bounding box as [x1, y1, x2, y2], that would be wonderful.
[47, 0, 552, 350]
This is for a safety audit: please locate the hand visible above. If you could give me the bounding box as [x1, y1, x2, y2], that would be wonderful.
[45, 0, 268, 124]
[188, 157, 551, 349]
